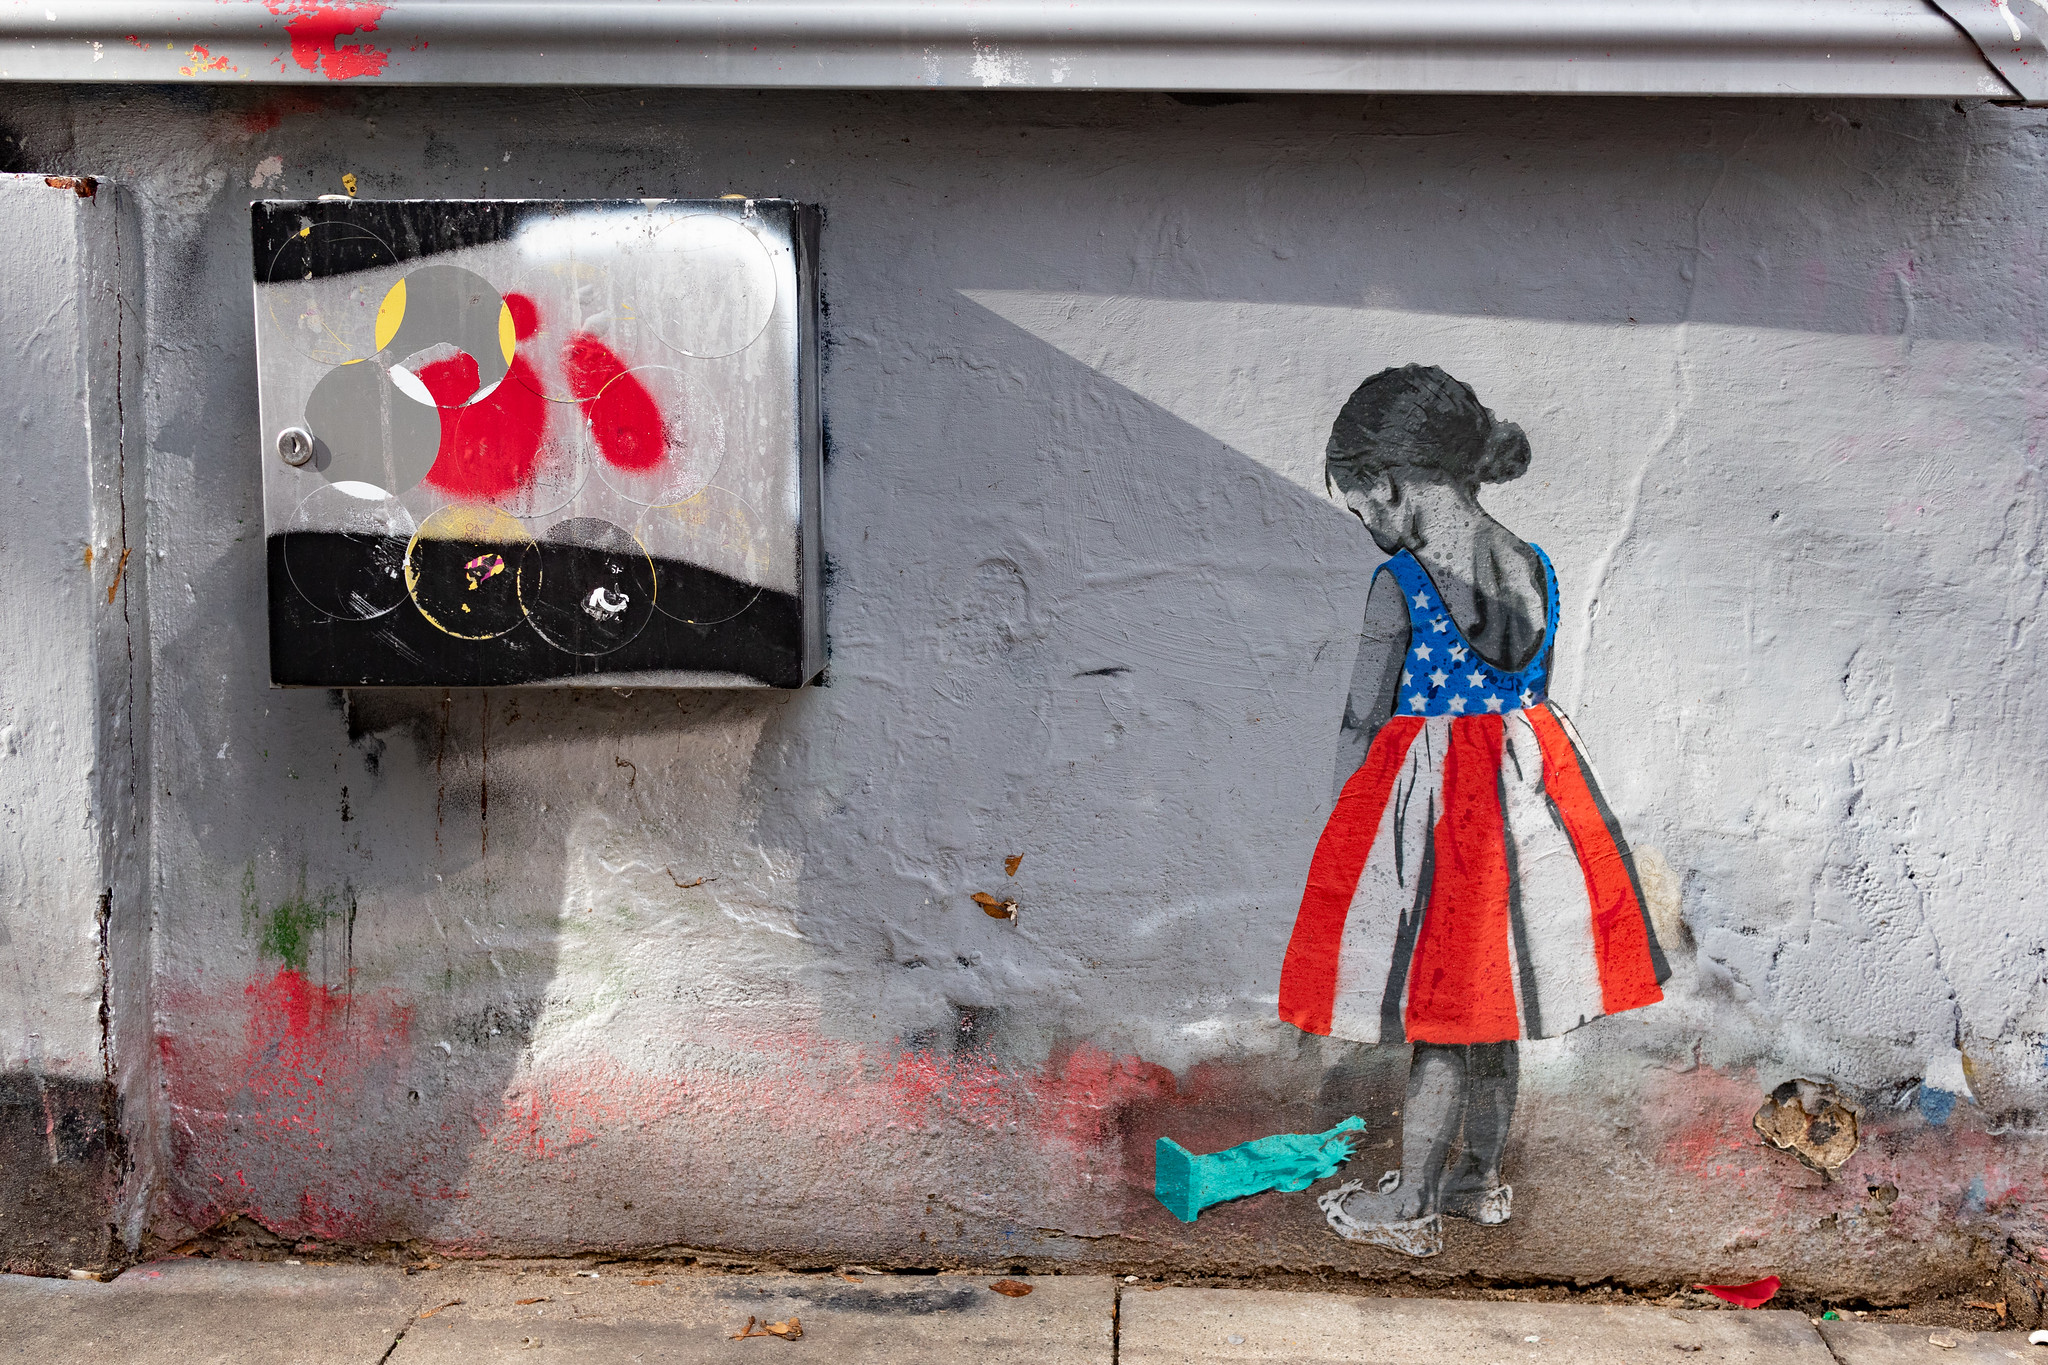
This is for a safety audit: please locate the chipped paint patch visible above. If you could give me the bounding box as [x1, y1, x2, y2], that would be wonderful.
[970, 42, 1025, 88]
[263, 0, 390, 80]
[178, 44, 235, 77]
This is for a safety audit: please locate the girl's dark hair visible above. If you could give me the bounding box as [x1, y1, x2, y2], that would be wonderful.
[1324, 364, 1530, 493]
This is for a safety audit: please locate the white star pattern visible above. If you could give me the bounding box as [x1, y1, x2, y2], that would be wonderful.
[1387, 554, 1550, 719]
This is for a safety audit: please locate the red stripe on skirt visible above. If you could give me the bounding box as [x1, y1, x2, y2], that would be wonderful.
[1526, 705, 1663, 1016]
[1404, 715, 1520, 1044]
[1279, 716, 1425, 1036]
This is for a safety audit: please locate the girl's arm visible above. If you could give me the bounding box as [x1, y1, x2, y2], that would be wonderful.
[1332, 566, 1412, 798]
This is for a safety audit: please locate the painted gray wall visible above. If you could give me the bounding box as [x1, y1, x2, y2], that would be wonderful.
[0, 171, 148, 1271]
[1, 87, 2043, 1294]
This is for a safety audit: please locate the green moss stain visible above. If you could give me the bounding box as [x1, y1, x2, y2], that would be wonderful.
[241, 863, 336, 972]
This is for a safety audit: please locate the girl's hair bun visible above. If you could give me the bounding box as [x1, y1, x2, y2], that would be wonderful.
[1324, 364, 1529, 491]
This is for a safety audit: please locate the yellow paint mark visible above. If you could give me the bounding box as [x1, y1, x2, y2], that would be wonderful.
[404, 505, 534, 640]
[341, 172, 358, 197]
[298, 225, 311, 238]
[720, 194, 748, 200]
[375, 278, 405, 352]
[498, 300, 515, 364]
[417, 504, 524, 543]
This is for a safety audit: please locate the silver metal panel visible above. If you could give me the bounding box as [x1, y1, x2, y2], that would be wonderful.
[253, 198, 823, 688]
[0, 0, 2017, 98]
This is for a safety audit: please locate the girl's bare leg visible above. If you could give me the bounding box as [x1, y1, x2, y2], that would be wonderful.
[1442, 1041, 1517, 1222]
[1395, 1042, 1469, 1220]
[1458, 1041, 1517, 1187]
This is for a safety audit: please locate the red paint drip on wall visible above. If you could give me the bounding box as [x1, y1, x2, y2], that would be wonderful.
[421, 355, 550, 501]
[263, 0, 391, 80]
[562, 333, 670, 472]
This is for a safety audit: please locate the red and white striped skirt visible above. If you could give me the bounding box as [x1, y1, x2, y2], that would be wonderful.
[1279, 704, 1667, 1045]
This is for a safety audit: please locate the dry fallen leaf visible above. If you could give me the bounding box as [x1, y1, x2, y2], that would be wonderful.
[1966, 1298, 2007, 1321]
[731, 1316, 804, 1340]
[419, 1300, 464, 1319]
[989, 1280, 1033, 1297]
[634, 1279, 664, 1287]
[1005, 855, 1023, 876]
[839, 1274, 863, 1285]
[971, 892, 1018, 920]
[515, 1297, 550, 1306]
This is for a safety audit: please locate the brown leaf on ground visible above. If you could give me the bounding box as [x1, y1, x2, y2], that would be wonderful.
[1967, 1298, 2007, 1321]
[839, 1274, 863, 1285]
[515, 1297, 550, 1305]
[971, 892, 1018, 919]
[731, 1316, 804, 1340]
[989, 1280, 1033, 1297]
[419, 1300, 464, 1318]
[1005, 855, 1023, 876]
[634, 1279, 663, 1287]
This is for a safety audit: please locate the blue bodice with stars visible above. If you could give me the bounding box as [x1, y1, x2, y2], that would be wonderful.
[1378, 547, 1559, 719]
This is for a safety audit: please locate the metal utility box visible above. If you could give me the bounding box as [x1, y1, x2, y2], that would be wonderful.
[252, 198, 822, 688]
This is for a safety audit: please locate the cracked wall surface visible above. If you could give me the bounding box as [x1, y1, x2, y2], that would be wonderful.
[0, 89, 2045, 1294]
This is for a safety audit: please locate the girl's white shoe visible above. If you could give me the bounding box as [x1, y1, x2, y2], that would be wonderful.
[1443, 1181, 1513, 1225]
[1316, 1179, 1443, 1258]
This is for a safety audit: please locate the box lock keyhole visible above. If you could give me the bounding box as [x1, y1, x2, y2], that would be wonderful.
[277, 426, 314, 467]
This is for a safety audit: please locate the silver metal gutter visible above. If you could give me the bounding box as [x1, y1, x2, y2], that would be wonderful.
[0, 0, 2022, 99]
[1927, 0, 2048, 102]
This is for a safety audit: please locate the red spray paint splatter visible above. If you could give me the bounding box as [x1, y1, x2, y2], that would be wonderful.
[503, 292, 541, 342]
[562, 333, 670, 472]
[160, 967, 415, 1242]
[263, 0, 391, 80]
[415, 352, 481, 409]
[419, 354, 550, 501]
[239, 95, 326, 136]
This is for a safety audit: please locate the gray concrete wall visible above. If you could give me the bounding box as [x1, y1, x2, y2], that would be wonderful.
[0, 171, 148, 1273]
[1, 86, 2044, 1296]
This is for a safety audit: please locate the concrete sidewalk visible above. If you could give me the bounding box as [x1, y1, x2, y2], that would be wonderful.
[0, 1261, 2035, 1364]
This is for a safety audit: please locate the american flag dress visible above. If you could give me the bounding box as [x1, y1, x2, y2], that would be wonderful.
[1279, 547, 1668, 1045]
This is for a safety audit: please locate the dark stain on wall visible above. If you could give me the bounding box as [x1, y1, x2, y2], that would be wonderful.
[0, 1072, 116, 1274]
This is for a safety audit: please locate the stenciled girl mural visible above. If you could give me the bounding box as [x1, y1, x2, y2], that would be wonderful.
[1279, 364, 1670, 1257]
